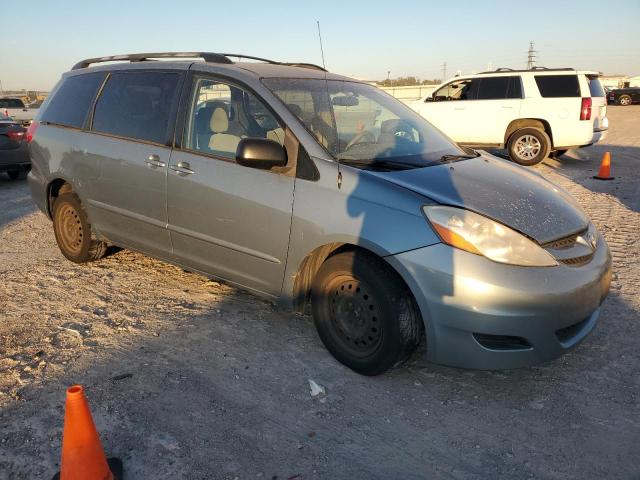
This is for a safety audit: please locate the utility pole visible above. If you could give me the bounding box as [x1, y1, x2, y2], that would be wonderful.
[526, 41, 537, 70]
[441, 61, 447, 81]
[487, 60, 493, 71]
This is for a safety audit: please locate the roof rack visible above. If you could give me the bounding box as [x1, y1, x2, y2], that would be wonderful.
[71, 52, 327, 72]
[477, 67, 576, 74]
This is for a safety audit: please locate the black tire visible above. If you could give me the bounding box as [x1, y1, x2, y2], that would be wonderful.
[618, 95, 632, 106]
[550, 149, 568, 158]
[52, 193, 107, 263]
[507, 127, 551, 166]
[311, 250, 423, 376]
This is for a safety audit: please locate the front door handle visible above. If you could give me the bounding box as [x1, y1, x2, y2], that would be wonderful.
[146, 154, 166, 168]
[170, 161, 195, 176]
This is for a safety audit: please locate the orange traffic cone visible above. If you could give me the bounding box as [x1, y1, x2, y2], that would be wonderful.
[593, 151, 614, 180]
[52, 385, 122, 480]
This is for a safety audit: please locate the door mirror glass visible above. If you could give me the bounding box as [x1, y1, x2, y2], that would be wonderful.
[236, 138, 287, 170]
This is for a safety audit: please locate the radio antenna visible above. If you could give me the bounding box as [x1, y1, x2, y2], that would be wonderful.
[317, 21, 326, 69]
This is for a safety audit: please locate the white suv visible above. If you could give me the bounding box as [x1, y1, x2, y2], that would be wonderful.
[408, 68, 608, 165]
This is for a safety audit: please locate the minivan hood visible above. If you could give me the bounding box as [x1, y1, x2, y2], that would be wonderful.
[374, 154, 588, 244]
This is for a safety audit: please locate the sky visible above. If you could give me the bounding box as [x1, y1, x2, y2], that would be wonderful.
[1, 0, 639, 91]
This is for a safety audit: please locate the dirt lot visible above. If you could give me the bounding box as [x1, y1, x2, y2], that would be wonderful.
[1, 107, 639, 480]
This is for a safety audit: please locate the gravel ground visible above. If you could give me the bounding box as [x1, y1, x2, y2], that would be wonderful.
[1, 106, 639, 480]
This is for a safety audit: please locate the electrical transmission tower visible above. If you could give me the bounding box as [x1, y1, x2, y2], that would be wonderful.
[526, 41, 537, 69]
[441, 61, 447, 81]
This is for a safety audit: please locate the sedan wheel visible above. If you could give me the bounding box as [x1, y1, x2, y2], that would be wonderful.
[619, 95, 631, 106]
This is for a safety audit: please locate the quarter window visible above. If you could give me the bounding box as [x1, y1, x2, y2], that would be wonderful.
[92, 72, 180, 144]
[183, 78, 284, 159]
[534, 75, 580, 98]
[0, 98, 25, 108]
[41, 73, 106, 128]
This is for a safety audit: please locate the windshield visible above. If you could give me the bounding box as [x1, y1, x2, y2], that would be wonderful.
[262, 78, 467, 169]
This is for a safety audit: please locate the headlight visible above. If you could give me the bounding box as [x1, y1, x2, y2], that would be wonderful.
[423, 205, 558, 267]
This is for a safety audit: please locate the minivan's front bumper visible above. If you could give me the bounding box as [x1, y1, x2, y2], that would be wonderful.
[385, 234, 612, 369]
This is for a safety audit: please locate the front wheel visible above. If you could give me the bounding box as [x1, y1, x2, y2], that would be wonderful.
[507, 127, 551, 166]
[618, 95, 632, 106]
[311, 251, 423, 376]
[52, 193, 108, 263]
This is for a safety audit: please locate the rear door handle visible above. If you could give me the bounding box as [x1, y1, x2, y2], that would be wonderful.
[170, 161, 195, 176]
[145, 154, 166, 168]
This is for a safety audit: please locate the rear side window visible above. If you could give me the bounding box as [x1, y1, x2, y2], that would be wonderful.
[0, 98, 25, 108]
[587, 76, 605, 97]
[40, 73, 106, 128]
[534, 75, 580, 98]
[92, 72, 180, 144]
[476, 76, 522, 100]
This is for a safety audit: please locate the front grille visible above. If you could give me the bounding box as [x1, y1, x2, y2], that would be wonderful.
[542, 227, 595, 267]
[558, 254, 594, 267]
[541, 228, 586, 250]
[555, 316, 590, 344]
[473, 333, 532, 351]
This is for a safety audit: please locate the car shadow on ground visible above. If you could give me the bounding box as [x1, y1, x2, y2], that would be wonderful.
[1, 250, 638, 479]
[0, 175, 36, 229]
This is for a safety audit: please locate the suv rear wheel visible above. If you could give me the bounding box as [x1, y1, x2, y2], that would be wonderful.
[311, 251, 423, 376]
[507, 127, 551, 166]
[52, 193, 107, 263]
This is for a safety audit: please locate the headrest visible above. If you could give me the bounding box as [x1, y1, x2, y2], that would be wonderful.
[195, 106, 214, 133]
[210, 107, 229, 133]
[287, 103, 304, 119]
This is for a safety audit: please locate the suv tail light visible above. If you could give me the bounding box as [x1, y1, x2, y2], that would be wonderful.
[580, 97, 592, 121]
[2, 108, 8, 117]
[25, 120, 39, 143]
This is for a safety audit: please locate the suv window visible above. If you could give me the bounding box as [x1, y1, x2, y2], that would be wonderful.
[587, 76, 605, 97]
[433, 79, 477, 101]
[92, 72, 180, 144]
[41, 73, 106, 128]
[476, 76, 522, 100]
[0, 98, 25, 109]
[184, 77, 284, 159]
[534, 75, 580, 98]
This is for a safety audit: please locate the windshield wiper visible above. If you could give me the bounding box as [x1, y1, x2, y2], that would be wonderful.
[439, 153, 478, 163]
[338, 158, 416, 171]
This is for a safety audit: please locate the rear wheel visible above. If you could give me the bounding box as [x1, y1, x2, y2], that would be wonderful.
[507, 127, 551, 166]
[618, 95, 632, 106]
[52, 193, 107, 263]
[311, 250, 423, 376]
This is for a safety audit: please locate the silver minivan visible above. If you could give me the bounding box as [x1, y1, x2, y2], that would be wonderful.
[28, 52, 612, 375]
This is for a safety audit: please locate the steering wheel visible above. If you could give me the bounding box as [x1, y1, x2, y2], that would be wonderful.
[345, 130, 376, 151]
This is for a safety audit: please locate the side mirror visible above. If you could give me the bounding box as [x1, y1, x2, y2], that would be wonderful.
[425, 95, 434, 102]
[236, 138, 287, 170]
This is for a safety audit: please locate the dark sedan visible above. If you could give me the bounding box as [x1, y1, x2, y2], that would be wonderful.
[608, 87, 640, 106]
[0, 115, 30, 180]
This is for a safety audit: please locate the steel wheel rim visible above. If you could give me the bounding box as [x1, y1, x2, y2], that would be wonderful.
[514, 135, 541, 160]
[327, 277, 382, 356]
[56, 204, 83, 255]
